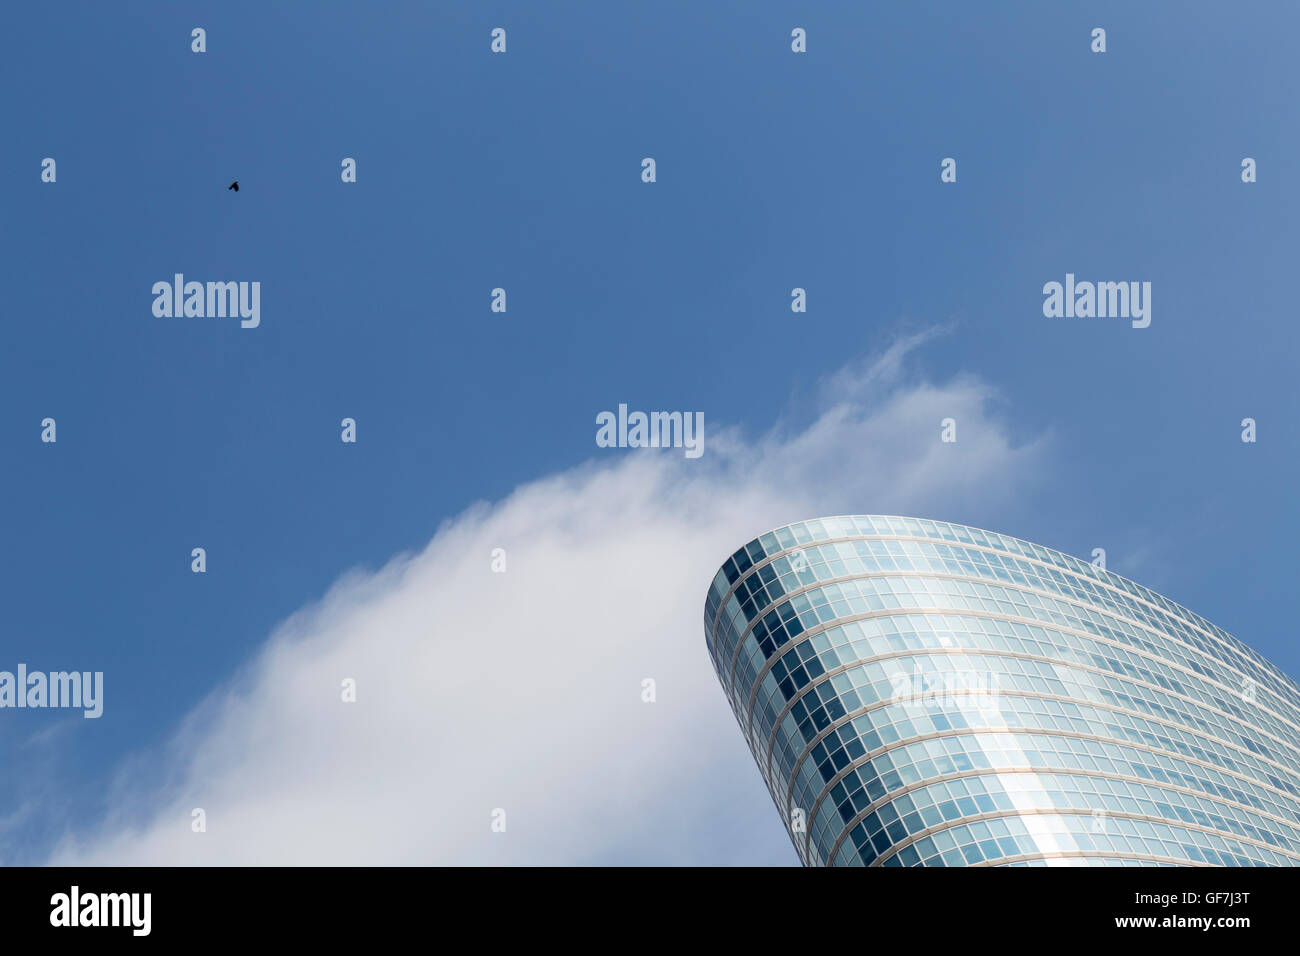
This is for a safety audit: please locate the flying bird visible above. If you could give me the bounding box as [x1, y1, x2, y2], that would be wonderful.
[228, 181, 239, 192]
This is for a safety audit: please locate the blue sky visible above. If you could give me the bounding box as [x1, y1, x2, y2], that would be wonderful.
[1, 1, 1296, 864]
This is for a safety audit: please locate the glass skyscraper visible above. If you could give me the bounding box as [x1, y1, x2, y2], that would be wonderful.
[704, 516, 1300, 866]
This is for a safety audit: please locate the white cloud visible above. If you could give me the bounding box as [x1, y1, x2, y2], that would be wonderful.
[47, 335, 1049, 865]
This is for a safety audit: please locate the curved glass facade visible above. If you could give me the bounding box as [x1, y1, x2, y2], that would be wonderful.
[704, 516, 1300, 866]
